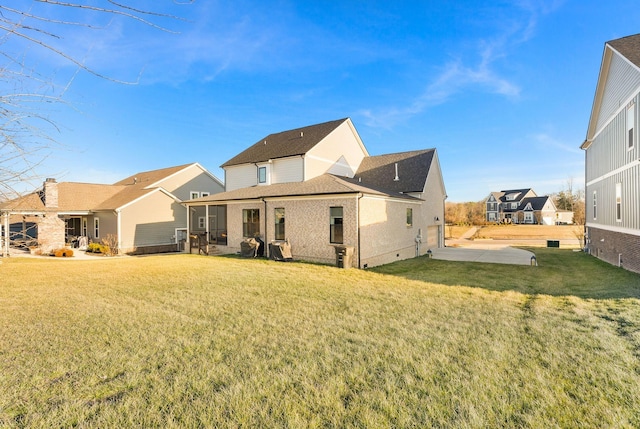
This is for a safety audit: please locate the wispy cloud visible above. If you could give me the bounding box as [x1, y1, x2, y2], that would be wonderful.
[361, 1, 564, 129]
[531, 132, 583, 154]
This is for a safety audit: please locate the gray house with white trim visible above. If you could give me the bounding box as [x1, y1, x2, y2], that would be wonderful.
[581, 34, 640, 273]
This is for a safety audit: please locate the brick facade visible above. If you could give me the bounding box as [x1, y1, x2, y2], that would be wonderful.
[587, 226, 640, 274]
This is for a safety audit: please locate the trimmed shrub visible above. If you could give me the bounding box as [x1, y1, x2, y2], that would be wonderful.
[53, 248, 74, 257]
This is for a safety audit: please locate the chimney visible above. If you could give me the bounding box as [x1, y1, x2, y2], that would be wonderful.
[43, 178, 58, 208]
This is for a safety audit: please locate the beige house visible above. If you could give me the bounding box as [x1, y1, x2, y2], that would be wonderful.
[1, 163, 223, 255]
[186, 118, 447, 268]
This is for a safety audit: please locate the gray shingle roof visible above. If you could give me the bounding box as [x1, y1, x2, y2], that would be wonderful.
[519, 196, 552, 211]
[189, 173, 420, 203]
[1, 164, 198, 213]
[221, 118, 349, 167]
[608, 33, 640, 68]
[354, 149, 435, 194]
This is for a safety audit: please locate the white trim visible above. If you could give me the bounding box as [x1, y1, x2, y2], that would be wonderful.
[117, 188, 182, 211]
[145, 163, 224, 190]
[116, 209, 122, 250]
[586, 222, 640, 237]
[586, 159, 640, 186]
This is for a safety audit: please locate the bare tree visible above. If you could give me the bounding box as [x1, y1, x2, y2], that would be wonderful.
[552, 178, 585, 225]
[0, 1, 192, 200]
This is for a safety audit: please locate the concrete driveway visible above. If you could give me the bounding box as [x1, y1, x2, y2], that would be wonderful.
[430, 244, 536, 266]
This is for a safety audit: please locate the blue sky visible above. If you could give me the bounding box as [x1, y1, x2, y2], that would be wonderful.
[7, 0, 640, 201]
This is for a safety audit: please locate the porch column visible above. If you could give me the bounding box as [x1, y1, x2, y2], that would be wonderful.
[205, 204, 210, 243]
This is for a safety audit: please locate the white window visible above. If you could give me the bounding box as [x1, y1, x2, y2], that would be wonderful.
[258, 166, 267, 184]
[198, 216, 206, 229]
[94, 218, 100, 238]
[592, 191, 597, 220]
[190, 191, 200, 200]
[201, 192, 210, 197]
[524, 212, 533, 223]
[627, 103, 635, 149]
[616, 183, 622, 222]
[82, 218, 88, 236]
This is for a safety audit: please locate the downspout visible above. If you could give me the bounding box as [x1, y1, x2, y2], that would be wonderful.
[357, 193, 363, 268]
[263, 198, 268, 258]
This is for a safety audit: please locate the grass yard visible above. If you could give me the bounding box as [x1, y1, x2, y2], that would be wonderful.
[1, 251, 640, 427]
[473, 224, 583, 240]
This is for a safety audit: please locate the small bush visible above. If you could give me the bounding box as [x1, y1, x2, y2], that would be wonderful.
[86, 243, 109, 254]
[52, 248, 74, 258]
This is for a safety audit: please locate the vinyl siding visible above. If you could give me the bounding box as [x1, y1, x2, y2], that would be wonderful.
[164, 169, 224, 201]
[119, 191, 186, 250]
[272, 157, 304, 184]
[305, 121, 367, 179]
[225, 164, 258, 191]
[587, 93, 640, 181]
[596, 53, 640, 132]
[172, 173, 224, 201]
[587, 166, 640, 231]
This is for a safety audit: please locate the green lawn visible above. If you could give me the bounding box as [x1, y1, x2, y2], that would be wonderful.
[1, 250, 639, 428]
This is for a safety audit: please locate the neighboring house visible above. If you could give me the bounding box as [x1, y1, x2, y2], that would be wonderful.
[485, 189, 537, 223]
[581, 34, 640, 273]
[186, 118, 447, 268]
[485, 189, 571, 225]
[1, 163, 223, 255]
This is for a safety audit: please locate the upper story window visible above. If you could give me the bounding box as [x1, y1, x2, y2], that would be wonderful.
[627, 102, 635, 149]
[406, 208, 413, 227]
[190, 191, 200, 200]
[258, 166, 267, 184]
[592, 191, 597, 220]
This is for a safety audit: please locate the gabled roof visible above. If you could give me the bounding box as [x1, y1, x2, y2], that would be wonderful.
[1, 163, 209, 213]
[608, 34, 640, 69]
[354, 149, 435, 194]
[188, 173, 421, 203]
[0, 183, 124, 213]
[113, 163, 195, 188]
[498, 188, 535, 202]
[519, 196, 553, 211]
[583, 33, 640, 148]
[221, 118, 350, 167]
